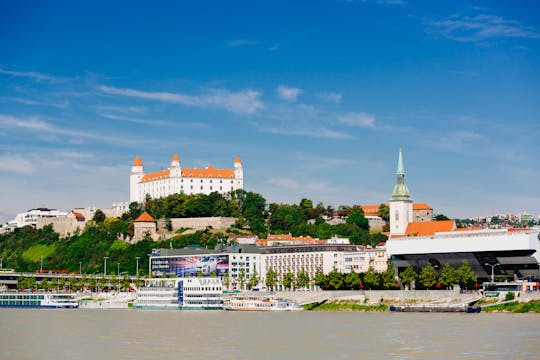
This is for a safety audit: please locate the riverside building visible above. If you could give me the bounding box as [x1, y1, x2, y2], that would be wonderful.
[130, 154, 243, 203]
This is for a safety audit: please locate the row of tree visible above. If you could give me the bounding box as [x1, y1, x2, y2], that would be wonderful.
[17, 274, 145, 292]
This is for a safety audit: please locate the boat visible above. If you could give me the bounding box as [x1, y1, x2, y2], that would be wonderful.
[0, 292, 79, 308]
[134, 277, 223, 310]
[389, 305, 481, 313]
[223, 296, 303, 311]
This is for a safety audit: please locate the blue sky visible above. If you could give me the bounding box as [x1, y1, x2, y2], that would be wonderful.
[0, 0, 539, 222]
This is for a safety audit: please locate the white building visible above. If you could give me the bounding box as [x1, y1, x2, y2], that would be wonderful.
[9, 208, 68, 228]
[130, 154, 243, 203]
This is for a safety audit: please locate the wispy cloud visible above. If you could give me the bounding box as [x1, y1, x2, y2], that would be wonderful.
[277, 85, 303, 102]
[268, 44, 280, 52]
[426, 14, 539, 42]
[98, 112, 209, 129]
[296, 154, 358, 170]
[98, 85, 263, 114]
[0, 155, 35, 174]
[0, 97, 69, 109]
[227, 39, 258, 47]
[0, 67, 73, 83]
[338, 112, 375, 128]
[257, 125, 353, 140]
[94, 104, 147, 114]
[316, 92, 342, 104]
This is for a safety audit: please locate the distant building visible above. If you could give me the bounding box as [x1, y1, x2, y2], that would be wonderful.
[132, 211, 159, 243]
[9, 208, 68, 228]
[130, 154, 243, 203]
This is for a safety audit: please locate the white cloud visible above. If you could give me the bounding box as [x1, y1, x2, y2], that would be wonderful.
[98, 112, 209, 129]
[338, 112, 375, 128]
[0, 68, 73, 83]
[0, 155, 35, 174]
[258, 125, 353, 140]
[227, 39, 258, 47]
[426, 14, 539, 42]
[268, 44, 280, 52]
[316, 92, 342, 104]
[277, 85, 303, 102]
[0, 97, 69, 109]
[98, 85, 263, 114]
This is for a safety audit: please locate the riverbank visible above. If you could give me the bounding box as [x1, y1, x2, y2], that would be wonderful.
[481, 300, 540, 313]
[304, 301, 387, 311]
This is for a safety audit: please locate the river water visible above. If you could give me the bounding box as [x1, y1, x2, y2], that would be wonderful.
[1, 309, 540, 359]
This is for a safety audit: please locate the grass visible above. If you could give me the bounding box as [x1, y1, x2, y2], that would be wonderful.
[110, 240, 129, 251]
[22, 244, 57, 263]
[305, 301, 388, 311]
[482, 300, 540, 313]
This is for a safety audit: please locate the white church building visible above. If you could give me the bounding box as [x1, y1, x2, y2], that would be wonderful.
[130, 154, 243, 203]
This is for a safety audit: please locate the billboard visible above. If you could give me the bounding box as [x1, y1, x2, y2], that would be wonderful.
[151, 254, 229, 277]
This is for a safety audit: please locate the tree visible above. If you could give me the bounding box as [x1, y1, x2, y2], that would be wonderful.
[296, 268, 310, 289]
[382, 266, 398, 289]
[363, 267, 380, 290]
[345, 271, 361, 290]
[222, 273, 230, 290]
[346, 207, 370, 231]
[313, 267, 328, 289]
[438, 264, 457, 289]
[328, 267, 343, 290]
[265, 267, 278, 291]
[377, 204, 390, 221]
[434, 214, 450, 221]
[40, 277, 50, 291]
[456, 260, 477, 289]
[92, 209, 106, 223]
[282, 270, 295, 290]
[400, 265, 417, 290]
[419, 264, 438, 289]
[238, 268, 246, 290]
[247, 268, 260, 289]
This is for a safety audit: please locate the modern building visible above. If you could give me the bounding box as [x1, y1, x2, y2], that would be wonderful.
[130, 154, 243, 203]
[9, 208, 68, 228]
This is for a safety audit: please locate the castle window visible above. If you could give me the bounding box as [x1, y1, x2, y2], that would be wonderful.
[210, 186, 212, 190]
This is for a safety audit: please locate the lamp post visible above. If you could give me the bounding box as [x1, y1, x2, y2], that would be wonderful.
[104, 256, 109, 277]
[40, 255, 43, 272]
[485, 262, 500, 283]
[136, 257, 140, 278]
[117, 262, 120, 277]
[0, 258, 2, 268]
[79, 262, 82, 275]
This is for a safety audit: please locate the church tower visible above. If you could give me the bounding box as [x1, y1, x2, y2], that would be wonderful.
[130, 156, 144, 203]
[389, 149, 413, 237]
[170, 153, 181, 177]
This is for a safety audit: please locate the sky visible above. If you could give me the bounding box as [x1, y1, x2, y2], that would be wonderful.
[0, 0, 539, 223]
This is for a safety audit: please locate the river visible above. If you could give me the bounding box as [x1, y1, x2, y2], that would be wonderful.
[1, 309, 540, 359]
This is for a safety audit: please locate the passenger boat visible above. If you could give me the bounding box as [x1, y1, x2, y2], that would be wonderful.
[223, 296, 303, 311]
[0, 292, 79, 308]
[134, 277, 223, 310]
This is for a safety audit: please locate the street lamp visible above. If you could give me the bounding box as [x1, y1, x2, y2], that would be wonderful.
[117, 262, 120, 277]
[40, 255, 43, 272]
[136, 257, 140, 278]
[0, 258, 2, 269]
[485, 262, 500, 283]
[104, 256, 109, 276]
[79, 262, 82, 275]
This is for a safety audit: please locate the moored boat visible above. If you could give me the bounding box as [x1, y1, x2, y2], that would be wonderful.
[223, 296, 302, 311]
[0, 292, 79, 308]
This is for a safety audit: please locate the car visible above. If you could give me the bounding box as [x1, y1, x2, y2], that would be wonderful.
[196, 256, 218, 276]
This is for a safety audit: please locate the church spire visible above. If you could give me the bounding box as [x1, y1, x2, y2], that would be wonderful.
[391, 148, 412, 201]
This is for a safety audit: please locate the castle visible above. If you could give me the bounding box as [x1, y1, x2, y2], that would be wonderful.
[130, 154, 243, 203]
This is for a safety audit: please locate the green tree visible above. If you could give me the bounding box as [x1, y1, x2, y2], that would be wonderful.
[346, 207, 370, 231]
[438, 264, 457, 289]
[382, 266, 398, 289]
[456, 260, 477, 289]
[92, 209, 106, 223]
[282, 270, 295, 290]
[265, 267, 278, 291]
[328, 267, 343, 290]
[400, 265, 417, 290]
[345, 271, 361, 290]
[377, 203, 390, 221]
[363, 266, 380, 290]
[238, 268, 246, 290]
[313, 267, 328, 289]
[419, 264, 438, 289]
[247, 268, 260, 289]
[296, 268, 310, 289]
[222, 273, 230, 290]
[40, 277, 50, 290]
[434, 214, 450, 221]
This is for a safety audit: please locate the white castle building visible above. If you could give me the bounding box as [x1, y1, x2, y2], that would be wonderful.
[130, 154, 243, 203]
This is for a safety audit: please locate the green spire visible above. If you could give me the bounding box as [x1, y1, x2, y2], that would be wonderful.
[391, 148, 412, 201]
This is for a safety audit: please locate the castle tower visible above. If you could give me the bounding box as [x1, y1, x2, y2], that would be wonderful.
[389, 149, 413, 237]
[130, 156, 144, 203]
[170, 153, 181, 177]
[234, 156, 243, 180]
